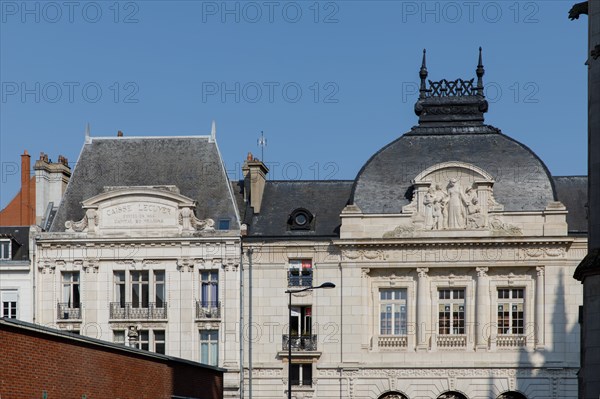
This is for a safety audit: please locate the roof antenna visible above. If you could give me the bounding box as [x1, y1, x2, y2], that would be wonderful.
[419, 49, 428, 99]
[476, 47, 485, 96]
[84, 123, 91, 144]
[257, 131, 267, 161]
[210, 120, 216, 143]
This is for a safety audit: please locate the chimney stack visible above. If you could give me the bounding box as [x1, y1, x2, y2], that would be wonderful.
[117, 130, 123, 137]
[242, 152, 269, 214]
[34, 153, 71, 225]
[20, 150, 33, 224]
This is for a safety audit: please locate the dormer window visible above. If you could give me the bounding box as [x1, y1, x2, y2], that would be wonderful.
[288, 208, 313, 230]
[0, 239, 11, 260]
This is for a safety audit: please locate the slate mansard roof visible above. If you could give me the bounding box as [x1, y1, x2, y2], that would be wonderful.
[237, 180, 353, 239]
[50, 136, 239, 232]
[351, 49, 557, 214]
[553, 175, 588, 234]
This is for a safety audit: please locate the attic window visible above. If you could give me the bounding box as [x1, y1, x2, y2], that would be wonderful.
[288, 208, 313, 230]
[218, 219, 231, 230]
[0, 239, 11, 260]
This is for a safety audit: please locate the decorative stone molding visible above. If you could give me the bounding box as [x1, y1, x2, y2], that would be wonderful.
[37, 260, 56, 274]
[536, 266, 545, 277]
[518, 247, 566, 260]
[476, 267, 488, 277]
[180, 207, 215, 232]
[83, 259, 99, 273]
[361, 268, 371, 278]
[65, 208, 98, 233]
[317, 366, 578, 378]
[342, 249, 388, 261]
[116, 259, 138, 269]
[417, 267, 429, 278]
[177, 258, 194, 272]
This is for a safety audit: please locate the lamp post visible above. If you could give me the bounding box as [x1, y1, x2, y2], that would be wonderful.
[286, 282, 335, 399]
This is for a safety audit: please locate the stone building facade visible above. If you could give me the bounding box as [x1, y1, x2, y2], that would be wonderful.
[20, 53, 587, 399]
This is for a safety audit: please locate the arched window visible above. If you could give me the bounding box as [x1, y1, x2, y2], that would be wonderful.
[497, 392, 527, 399]
[378, 392, 408, 399]
[438, 392, 468, 399]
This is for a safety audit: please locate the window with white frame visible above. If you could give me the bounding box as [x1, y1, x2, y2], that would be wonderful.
[113, 270, 166, 308]
[380, 288, 407, 335]
[113, 329, 164, 353]
[497, 288, 525, 335]
[438, 289, 465, 335]
[288, 259, 312, 287]
[62, 272, 80, 309]
[200, 271, 219, 307]
[0, 239, 11, 260]
[290, 363, 312, 386]
[200, 330, 219, 366]
[1, 290, 18, 319]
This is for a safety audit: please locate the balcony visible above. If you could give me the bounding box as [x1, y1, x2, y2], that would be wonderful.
[57, 303, 81, 320]
[288, 272, 313, 288]
[437, 334, 467, 348]
[109, 302, 167, 320]
[378, 335, 407, 349]
[497, 334, 526, 348]
[282, 334, 318, 351]
[196, 301, 221, 319]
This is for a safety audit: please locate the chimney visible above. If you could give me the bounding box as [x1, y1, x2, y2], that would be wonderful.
[34, 153, 71, 225]
[20, 150, 33, 224]
[117, 130, 124, 137]
[242, 152, 269, 214]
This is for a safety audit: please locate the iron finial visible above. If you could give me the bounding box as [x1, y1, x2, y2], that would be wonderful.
[476, 47, 485, 95]
[419, 49, 428, 98]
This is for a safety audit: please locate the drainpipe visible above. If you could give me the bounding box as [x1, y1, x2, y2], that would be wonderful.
[247, 248, 253, 399]
[239, 242, 245, 398]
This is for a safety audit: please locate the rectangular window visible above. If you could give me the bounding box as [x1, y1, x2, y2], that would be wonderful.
[290, 306, 312, 336]
[498, 288, 525, 335]
[288, 259, 313, 287]
[200, 271, 219, 307]
[438, 289, 465, 335]
[133, 330, 150, 351]
[154, 330, 166, 354]
[218, 219, 230, 230]
[380, 289, 407, 335]
[114, 271, 126, 307]
[200, 330, 219, 366]
[131, 271, 149, 308]
[155, 271, 165, 307]
[1, 290, 18, 319]
[0, 239, 11, 260]
[113, 330, 126, 345]
[62, 272, 80, 308]
[290, 364, 312, 387]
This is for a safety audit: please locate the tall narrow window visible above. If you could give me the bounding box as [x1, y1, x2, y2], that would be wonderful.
[498, 288, 525, 335]
[154, 330, 166, 354]
[155, 271, 165, 307]
[380, 289, 407, 335]
[1, 290, 18, 319]
[288, 259, 312, 287]
[114, 271, 126, 307]
[0, 239, 11, 260]
[438, 289, 465, 335]
[290, 306, 312, 336]
[200, 330, 219, 366]
[131, 271, 149, 308]
[290, 364, 312, 386]
[200, 271, 219, 307]
[62, 272, 80, 309]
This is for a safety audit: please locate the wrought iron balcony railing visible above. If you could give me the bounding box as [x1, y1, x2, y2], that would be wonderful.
[282, 334, 318, 351]
[109, 302, 167, 320]
[196, 300, 221, 319]
[287, 273, 313, 287]
[57, 303, 81, 320]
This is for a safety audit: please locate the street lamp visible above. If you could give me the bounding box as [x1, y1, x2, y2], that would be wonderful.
[286, 282, 335, 399]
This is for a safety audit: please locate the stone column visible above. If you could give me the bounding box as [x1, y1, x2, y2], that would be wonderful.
[416, 267, 429, 350]
[475, 267, 489, 350]
[535, 266, 545, 349]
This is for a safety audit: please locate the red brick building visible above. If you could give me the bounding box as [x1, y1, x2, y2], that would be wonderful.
[0, 317, 224, 399]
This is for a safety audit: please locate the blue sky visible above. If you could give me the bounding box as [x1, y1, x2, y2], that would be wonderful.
[0, 1, 588, 208]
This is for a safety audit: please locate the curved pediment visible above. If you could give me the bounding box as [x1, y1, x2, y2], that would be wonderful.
[65, 186, 214, 236]
[413, 161, 495, 184]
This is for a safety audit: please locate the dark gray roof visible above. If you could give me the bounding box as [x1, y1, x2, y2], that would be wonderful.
[351, 131, 557, 213]
[242, 181, 353, 239]
[0, 226, 30, 260]
[50, 137, 239, 232]
[553, 176, 588, 234]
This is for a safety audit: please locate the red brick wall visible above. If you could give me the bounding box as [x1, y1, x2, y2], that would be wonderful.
[0, 325, 223, 399]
